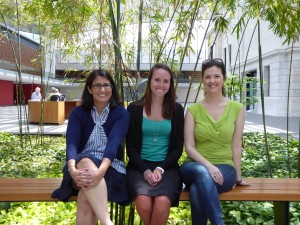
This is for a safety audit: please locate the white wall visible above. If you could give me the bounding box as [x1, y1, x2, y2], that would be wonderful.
[217, 19, 300, 117]
[176, 83, 204, 103]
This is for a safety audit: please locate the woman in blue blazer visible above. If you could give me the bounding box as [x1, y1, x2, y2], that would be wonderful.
[52, 69, 129, 225]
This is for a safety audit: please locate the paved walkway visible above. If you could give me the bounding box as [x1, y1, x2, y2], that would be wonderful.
[0, 106, 67, 135]
[0, 106, 299, 139]
[245, 111, 299, 139]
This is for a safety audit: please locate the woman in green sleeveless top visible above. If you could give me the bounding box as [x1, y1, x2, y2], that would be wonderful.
[180, 58, 248, 225]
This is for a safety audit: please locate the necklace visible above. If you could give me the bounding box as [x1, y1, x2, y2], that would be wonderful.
[152, 122, 158, 143]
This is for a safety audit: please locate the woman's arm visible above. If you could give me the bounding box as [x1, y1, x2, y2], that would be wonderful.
[231, 107, 246, 184]
[66, 108, 86, 183]
[103, 106, 130, 162]
[184, 110, 212, 167]
[66, 108, 83, 161]
[160, 103, 184, 170]
[126, 103, 149, 173]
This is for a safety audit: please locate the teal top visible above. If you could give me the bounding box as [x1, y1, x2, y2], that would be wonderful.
[185, 100, 243, 166]
[141, 117, 171, 161]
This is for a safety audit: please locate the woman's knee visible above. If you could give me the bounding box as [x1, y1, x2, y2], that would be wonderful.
[194, 164, 209, 175]
[216, 164, 237, 192]
[135, 195, 152, 210]
[77, 158, 95, 169]
[217, 164, 236, 180]
[181, 163, 210, 184]
[154, 196, 171, 212]
[181, 163, 208, 175]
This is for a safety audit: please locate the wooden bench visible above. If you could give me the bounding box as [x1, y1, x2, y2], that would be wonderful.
[1, 178, 300, 225]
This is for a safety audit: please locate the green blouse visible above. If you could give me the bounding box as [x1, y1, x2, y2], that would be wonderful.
[185, 100, 243, 166]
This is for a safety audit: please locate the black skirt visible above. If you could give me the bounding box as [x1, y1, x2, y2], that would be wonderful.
[126, 161, 182, 207]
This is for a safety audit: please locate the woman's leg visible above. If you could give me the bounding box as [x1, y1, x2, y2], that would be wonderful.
[215, 164, 236, 193]
[76, 190, 97, 225]
[135, 195, 171, 225]
[189, 183, 207, 225]
[151, 196, 171, 225]
[135, 195, 153, 225]
[180, 162, 224, 225]
[76, 158, 113, 225]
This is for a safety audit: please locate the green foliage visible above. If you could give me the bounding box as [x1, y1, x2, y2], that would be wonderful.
[222, 201, 274, 225]
[213, 15, 229, 33]
[0, 132, 75, 225]
[242, 132, 299, 178]
[262, 0, 300, 44]
[169, 202, 192, 225]
[225, 75, 259, 107]
[0, 131, 299, 224]
[0, 132, 65, 178]
[221, 132, 300, 224]
[0, 201, 76, 225]
[23, 0, 95, 44]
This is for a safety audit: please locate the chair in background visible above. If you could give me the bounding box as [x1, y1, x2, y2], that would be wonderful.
[60, 95, 66, 101]
[50, 95, 61, 101]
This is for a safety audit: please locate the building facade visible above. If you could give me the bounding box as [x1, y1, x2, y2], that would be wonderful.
[208, 19, 300, 117]
[0, 24, 79, 106]
[2, 13, 299, 117]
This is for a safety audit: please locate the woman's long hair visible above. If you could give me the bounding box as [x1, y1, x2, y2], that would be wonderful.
[81, 69, 121, 110]
[140, 63, 176, 119]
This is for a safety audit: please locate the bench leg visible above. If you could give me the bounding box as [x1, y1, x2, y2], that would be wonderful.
[273, 201, 289, 225]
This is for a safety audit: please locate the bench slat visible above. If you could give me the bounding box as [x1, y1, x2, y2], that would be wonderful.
[0, 178, 61, 201]
[1, 178, 300, 202]
[180, 178, 300, 201]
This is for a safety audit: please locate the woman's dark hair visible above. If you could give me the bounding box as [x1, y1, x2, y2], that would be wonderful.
[141, 63, 176, 119]
[201, 58, 227, 97]
[81, 69, 121, 110]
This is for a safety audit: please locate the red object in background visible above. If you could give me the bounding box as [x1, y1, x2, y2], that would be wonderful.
[0, 80, 42, 106]
[0, 80, 13, 105]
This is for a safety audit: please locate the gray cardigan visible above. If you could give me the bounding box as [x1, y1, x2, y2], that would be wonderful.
[126, 101, 184, 173]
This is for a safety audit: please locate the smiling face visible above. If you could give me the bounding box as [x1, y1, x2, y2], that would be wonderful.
[202, 65, 225, 95]
[88, 76, 112, 106]
[150, 68, 171, 98]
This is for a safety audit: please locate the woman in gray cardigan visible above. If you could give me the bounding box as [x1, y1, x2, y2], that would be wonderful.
[126, 63, 184, 225]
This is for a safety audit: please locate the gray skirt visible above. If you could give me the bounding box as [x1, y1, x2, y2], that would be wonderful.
[126, 161, 182, 207]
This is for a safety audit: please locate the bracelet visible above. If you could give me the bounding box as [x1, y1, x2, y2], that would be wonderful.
[156, 167, 164, 174]
[236, 179, 243, 185]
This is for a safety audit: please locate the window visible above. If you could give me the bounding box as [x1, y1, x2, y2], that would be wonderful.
[263, 66, 270, 97]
